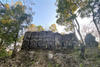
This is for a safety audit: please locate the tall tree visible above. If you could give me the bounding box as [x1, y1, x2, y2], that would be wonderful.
[56, 0, 85, 43]
[0, 1, 32, 57]
[78, 0, 100, 38]
[56, 0, 87, 59]
[0, 3, 15, 46]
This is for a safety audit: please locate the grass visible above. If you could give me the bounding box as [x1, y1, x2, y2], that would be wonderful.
[48, 62, 53, 67]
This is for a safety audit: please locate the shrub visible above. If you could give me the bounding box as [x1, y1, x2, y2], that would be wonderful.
[0, 47, 9, 58]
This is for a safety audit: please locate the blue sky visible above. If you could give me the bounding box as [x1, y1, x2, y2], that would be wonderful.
[32, 0, 57, 29]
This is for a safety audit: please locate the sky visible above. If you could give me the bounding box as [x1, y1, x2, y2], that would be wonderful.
[32, 0, 57, 29]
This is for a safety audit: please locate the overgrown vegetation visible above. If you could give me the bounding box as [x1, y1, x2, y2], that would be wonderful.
[0, 46, 12, 58]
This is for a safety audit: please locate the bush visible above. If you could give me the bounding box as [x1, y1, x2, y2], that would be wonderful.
[80, 63, 84, 67]
[0, 47, 9, 58]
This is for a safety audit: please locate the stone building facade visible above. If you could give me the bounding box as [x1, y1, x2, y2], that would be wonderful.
[21, 31, 79, 50]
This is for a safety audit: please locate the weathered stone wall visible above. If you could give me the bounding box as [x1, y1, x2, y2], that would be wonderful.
[21, 31, 79, 50]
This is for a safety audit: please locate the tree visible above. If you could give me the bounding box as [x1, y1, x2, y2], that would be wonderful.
[0, 1, 32, 57]
[56, 0, 88, 59]
[27, 24, 37, 32]
[12, 2, 32, 57]
[49, 24, 57, 32]
[37, 25, 45, 31]
[0, 0, 34, 15]
[64, 22, 74, 32]
[78, 0, 100, 38]
[56, 0, 86, 43]
[0, 3, 15, 46]
[27, 24, 45, 32]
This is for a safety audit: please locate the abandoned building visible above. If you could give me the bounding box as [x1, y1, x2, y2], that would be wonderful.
[21, 31, 79, 50]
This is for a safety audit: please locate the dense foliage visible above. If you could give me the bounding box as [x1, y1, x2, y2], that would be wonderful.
[0, 1, 32, 57]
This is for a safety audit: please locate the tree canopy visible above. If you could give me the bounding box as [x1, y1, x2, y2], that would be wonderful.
[49, 24, 57, 32]
[0, 1, 32, 57]
[27, 24, 45, 32]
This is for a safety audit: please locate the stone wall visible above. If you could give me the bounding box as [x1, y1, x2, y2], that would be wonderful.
[21, 31, 79, 50]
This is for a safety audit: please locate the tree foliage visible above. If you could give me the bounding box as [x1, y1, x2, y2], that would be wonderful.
[49, 24, 57, 32]
[37, 25, 45, 31]
[27, 24, 44, 32]
[27, 24, 37, 32]
[78, 0, 100, 35]
[0, 0, 34, 14]
[56, 0, 88, 29]
[56, 0, 85, 42]
[0, 1, 32, 57]
[56, 0, 89, 59]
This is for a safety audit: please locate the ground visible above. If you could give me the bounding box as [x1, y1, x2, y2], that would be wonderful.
[0, 47, 100, 67]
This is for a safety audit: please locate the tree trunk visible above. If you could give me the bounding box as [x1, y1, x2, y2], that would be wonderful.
[74, 18, 84, 43]
[90, 0, 100, 41]
[92, 9, 100, 39]
[0, 40, 3, 49]
[11, 40, 17, 58]
[0, 1, 6, 8]
[0, 40, 3, 45]
[93, 20, 100, 41]
[69, 11, 84, 44]
[72, 17, 85, 59]
[11, 32, 18, 58]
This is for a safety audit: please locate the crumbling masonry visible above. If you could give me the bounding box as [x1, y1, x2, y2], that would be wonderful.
[21, 31, 79, 50]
